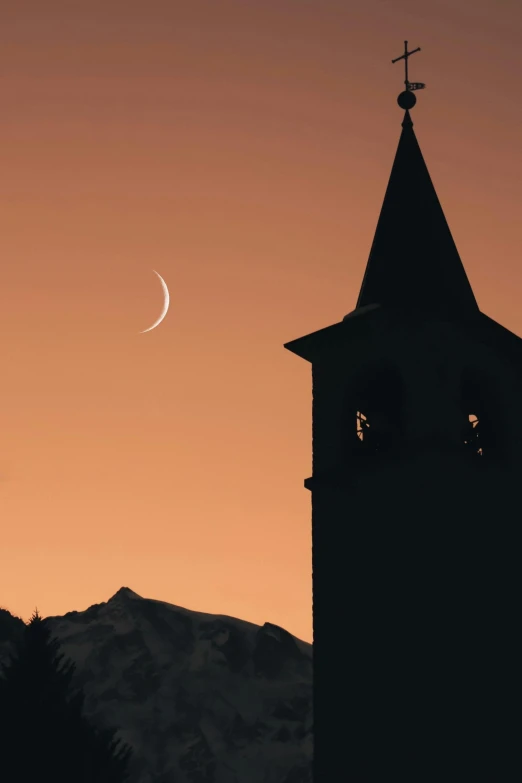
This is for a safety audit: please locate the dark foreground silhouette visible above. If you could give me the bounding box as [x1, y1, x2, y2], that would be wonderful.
[0, 609, 133, 783]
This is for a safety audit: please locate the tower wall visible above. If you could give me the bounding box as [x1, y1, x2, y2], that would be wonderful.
[311, 456, 522, 779]
[307, 313, 522, 779]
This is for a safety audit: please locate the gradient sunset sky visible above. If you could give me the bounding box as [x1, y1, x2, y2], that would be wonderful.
[1, 0, 521, 643]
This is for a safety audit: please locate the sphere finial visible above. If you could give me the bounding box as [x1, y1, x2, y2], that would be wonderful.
[398, 90, 416, 110]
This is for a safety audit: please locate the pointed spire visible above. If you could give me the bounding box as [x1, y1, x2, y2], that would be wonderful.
[356, 106, 479, 316]
[356, 48, 479, 317]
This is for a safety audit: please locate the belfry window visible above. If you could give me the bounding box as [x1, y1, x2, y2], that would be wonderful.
[461, 370, 498, 457]
[356, 410, 369, 442]
[463, 413, 483, 457]
[354, 367, 403, 455]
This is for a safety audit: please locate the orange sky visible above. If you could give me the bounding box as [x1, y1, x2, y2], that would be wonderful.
[1, 0, 521, 643]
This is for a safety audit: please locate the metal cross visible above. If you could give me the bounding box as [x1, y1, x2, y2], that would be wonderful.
[392, 41, 421, 90]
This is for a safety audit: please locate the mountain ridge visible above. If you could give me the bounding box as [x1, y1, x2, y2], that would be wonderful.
[0, 587, 312, 783]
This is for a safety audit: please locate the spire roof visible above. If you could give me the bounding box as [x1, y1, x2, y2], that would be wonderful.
[356, 108, 479, 316]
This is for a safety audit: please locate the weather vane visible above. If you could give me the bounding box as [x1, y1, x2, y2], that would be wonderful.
[392, 41, 425, 109]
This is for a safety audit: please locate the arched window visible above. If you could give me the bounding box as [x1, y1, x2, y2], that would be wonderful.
[462, 413, 483, 457]
[356, 410, 370, 442]
[460, 370, 498, 457]
[354, 367, 403, 455]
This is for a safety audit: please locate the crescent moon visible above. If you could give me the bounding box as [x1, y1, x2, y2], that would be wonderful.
[140, 270, 170, 334]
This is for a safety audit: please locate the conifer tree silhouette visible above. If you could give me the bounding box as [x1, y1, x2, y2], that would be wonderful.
[0, 608, 133, 783]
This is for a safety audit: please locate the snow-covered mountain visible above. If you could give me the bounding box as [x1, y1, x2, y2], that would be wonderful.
[0, 587, 312, 783]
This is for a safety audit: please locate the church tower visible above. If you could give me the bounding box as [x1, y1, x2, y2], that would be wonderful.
[285, 44, 522, 780]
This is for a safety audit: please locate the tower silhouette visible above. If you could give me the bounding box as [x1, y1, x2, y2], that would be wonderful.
[284, 49, 522, 781]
